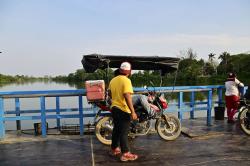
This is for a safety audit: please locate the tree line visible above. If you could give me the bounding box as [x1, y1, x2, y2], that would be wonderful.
[52, 50, 250, 87]
[1, 50, 249, 87]
[0, 74, 49, 87]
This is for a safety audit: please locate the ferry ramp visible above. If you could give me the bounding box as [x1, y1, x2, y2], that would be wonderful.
[1, 118, 250, 166]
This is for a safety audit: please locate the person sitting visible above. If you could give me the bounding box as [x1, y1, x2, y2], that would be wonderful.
[132, 94, 154, 116]
[225, 72, 244, 123]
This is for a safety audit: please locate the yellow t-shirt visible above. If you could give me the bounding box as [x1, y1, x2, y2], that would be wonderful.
[108, 75, 133, 114]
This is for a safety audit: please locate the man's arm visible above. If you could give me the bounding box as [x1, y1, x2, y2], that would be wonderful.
[235, 78, 244, 87]
[124, 93, 137, 120]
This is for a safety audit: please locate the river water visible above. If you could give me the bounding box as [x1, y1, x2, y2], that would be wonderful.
[0, 81, 95, 130]
[0, 81, 214, 130]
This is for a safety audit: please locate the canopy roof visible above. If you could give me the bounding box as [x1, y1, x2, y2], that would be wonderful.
[81, 54, 180, 75]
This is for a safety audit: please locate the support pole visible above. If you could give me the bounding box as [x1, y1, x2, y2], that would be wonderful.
[190, 91, 195, 119]
[0, 97, 5, 139]
[207, 90, 212, 126]
[79, 95, 84, 136]
[217, 87, 223, 107]
[178, 92, 183, 121]
[56, 96, 60, 130]
[40, 96, 47, 137]
[15, 98, 21, 131]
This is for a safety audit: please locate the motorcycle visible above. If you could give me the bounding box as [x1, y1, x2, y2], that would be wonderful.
[94, 88, 181, 145]
[81, 54, 181, 145]
[238, 98, 250, 135]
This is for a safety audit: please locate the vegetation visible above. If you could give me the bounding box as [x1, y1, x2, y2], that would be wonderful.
[0, 74, 49, 87]
[1, 50, 250, 88]
[51, 50, 250, 87]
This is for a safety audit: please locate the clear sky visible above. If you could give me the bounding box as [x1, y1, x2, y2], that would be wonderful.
[0, 0, 250, 76]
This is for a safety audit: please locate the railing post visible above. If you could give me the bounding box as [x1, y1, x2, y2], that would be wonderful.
[207, 90, 212, 126]
[40, 96, 47, 137]
[15, 98, 21, 132]
[190, 91, 195, 119]
[79, 95, 84, 136]
[217, 87, 223, 107]
[178, 92, 183, 121]
[0, 97, 5, 139]
[56, 96, 60, 130]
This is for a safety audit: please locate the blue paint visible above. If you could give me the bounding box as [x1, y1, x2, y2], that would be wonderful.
[0, 98, 5, 139]
[217, 87, 223, 106]
[190, 91, 195, 119]
[79, 95, 84, 136]
[178, 92, 183, 121]
[56, 97, 60, 129]
[0, 89, 85, 96]
[0, 85, 248, 139]
[207, 90, 213, 126]
[40, 96, 47, 137]
[15, 98, 21, 130]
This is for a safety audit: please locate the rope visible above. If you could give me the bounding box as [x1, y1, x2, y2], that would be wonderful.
[166, 62, 180, 101]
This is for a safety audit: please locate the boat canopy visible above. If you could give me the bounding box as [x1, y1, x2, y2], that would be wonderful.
[81, 54, 180, 75]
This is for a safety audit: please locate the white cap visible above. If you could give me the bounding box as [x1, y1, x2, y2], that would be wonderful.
[119, 62, 131, 75]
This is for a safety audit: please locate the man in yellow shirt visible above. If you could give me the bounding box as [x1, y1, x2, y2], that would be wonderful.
[109, 62, 138, 162]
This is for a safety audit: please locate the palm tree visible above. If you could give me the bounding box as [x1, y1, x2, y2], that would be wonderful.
[218, 51, 231, 74]
[186, 48, 197, 60]
[208, 53, 216, 75]
[208, 53, 216, 63]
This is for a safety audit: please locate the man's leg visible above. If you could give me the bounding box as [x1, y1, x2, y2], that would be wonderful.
[230, 95, 239, 120]
[119, 111, 131, 153]
[226, 96, 232, 120]
[111, 107, 121, 149]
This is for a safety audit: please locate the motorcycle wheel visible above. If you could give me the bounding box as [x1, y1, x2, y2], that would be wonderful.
[239, 107, 250, 135]
[95, 116, 113, 145]
[155, 114, 181, 141]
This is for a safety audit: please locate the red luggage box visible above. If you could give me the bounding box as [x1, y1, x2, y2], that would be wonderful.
[85, 80, 105, 101]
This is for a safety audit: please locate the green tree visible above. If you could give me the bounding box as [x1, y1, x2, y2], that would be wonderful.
[208, 53, 216, 63]
[204, 62, 215, 75]
[178, 57, 203, 84]
[218, 51, 231, 74]
[186, 48, 197, 60]
[208, 53, 217, 75]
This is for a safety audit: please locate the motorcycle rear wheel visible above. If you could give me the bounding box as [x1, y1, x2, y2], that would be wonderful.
[155, 114, 181, 141]
[95, 116, 113, 145]
[239, 107, 250, 135]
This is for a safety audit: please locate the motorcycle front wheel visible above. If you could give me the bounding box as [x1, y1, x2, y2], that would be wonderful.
[155, 114, 181, 141]
[239, 107, 250, 135]
[95, 116, 113, 145]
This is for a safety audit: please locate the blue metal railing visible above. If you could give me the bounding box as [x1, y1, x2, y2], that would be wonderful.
[0, 89, 86, 139]
[0, 85, 247, 139]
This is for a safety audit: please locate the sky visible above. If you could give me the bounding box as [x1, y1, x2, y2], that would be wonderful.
[0, 0, 250, 76]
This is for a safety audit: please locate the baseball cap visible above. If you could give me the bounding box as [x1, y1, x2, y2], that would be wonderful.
[228, 72, 236, 78]
[119, 62, 131, 75]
